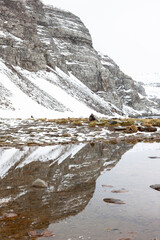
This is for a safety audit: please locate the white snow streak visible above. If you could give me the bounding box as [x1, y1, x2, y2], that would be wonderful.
[0, 59, 110, 118]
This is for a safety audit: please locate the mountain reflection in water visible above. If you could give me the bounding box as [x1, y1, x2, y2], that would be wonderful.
[0, 142, 132, 239]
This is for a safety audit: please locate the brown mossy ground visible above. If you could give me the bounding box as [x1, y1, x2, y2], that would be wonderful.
[30, 117, 160, 128]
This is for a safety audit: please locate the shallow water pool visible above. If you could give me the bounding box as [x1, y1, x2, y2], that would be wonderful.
[0, 142, 160, 240]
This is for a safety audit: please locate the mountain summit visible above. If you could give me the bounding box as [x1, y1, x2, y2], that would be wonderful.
[0, 0, 159, 118]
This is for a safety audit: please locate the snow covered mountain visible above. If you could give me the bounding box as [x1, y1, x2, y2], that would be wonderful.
[133, 73, 160, 105]
[0, 0, 159, 118]
[0, 59, 121, 118]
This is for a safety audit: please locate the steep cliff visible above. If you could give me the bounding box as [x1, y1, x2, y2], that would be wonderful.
[0, 0, 159, 117]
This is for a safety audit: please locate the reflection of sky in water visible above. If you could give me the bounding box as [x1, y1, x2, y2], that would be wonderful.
[51, 142, 160, 240]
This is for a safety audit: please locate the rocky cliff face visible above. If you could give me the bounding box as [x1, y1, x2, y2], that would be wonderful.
[0, 0, 47, 71]
[98, 54, 158, 115]
[0, 0, 159, 117]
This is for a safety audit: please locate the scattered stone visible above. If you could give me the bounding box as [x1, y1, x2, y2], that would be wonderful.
[108, 120, 118, 125]
[89, 114, 97, 122]
[149, 156, 160, 159]
[32, 178, 48, 188]
[150, 184, 160, 191]
[111, 189, 129, 193]
[28, 229, 55, 238]
[103, 198, 125, 204]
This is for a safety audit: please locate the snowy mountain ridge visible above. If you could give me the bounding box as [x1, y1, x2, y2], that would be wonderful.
[0, 0, 159, 118]
[133, 73, 160, 106]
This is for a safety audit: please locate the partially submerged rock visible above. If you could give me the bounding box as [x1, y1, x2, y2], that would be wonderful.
[102, 185, 113, 188]
[32, 178, 48, 188]
[111, 189, 129, 193]
[28, 229, 55, 238]
[150, 184, 160, 191]
[103, 198, 125, 204]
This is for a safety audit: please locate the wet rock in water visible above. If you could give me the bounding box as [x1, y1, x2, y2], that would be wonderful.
[150, 184, 160, 191]
[111, 189, 129, 193]
[102, 184, 113, 188]
[103, 198, 125, 204]
[28, 229, 55, 238]
[32, 178, 48, 188]
[89, 114, 97, 121]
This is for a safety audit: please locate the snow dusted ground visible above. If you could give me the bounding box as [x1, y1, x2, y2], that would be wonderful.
[0, 59, 121, 119]
[0, 118, 160, 149]
[0, 118, 113, 147]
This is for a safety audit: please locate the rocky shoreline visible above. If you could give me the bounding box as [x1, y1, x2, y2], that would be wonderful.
[0, 117, 160, 147]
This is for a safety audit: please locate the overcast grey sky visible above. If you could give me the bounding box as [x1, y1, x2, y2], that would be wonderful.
[42, 0, 160, 77]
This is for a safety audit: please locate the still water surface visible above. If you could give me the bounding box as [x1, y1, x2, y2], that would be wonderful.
[0, 142, 160, 240]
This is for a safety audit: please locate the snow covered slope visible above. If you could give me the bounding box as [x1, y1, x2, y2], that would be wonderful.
[0, 59, 121, 118]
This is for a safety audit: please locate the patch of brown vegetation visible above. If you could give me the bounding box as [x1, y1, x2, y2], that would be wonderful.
[125, 124, 138, 133]
[56, 119, 69, 124]
[88, 121, 97, 127]
[72, 120, 82, 126]
[120, 119, 135, 126]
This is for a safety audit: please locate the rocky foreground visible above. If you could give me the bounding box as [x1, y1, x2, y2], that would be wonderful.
[0, 117, 160, 147]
